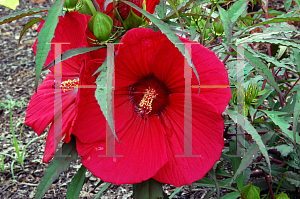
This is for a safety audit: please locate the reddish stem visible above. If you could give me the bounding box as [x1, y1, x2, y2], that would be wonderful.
[263, 171, 275, 199]
[284, 77, 300, 98]
[91, 0, 101, 12]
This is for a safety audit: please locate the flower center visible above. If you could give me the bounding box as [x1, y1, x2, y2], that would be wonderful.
[138, 88, 158, 115]
[129, 74, 170, 118]
[60, 79, 79, 92]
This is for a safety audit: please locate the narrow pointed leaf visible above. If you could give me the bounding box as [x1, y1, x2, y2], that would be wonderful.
[35, 137, 78, 199]
[18, 17, 41, 47]
[43, 46, 105, 71]
[220, 192, 241, 199]
[120, 0, 201, 93]
[66, 165, 87, 199]
[228, 0, 248, 24]
[35, 0, 64, 91]
[293, 86, 300, 147]
[225, 108, 271, 177]
[0, 8, 48, 25]
[217, 5, 232, 45]
[94, 183, 111, 199]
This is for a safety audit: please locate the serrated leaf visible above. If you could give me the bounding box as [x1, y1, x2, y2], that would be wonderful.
[35, 0, 64, 91]
[0, 0, 19, 10]
[43, 46, 105, 72]
[220, 192, 241, 199]
[133, 178, 163, 199]
[0, 8, 48, 25]
[240, 47, 283, 97]
[261, 110, 300, 145]
[237, 12, 300, 34]
[293, 48, 300, 72]
[241, 183, 260, 199]
[217, 5, 232, 45]
[18, 17, 41, 47]
[66, 165, 87, 199]
[228, 0, 248, 24]
[35, 137, 78, 199]
[275, 144, 294, 157]
[293, 86, 300, 147]
[120, 0, 201, 93]
[281, 171, 300, 187]
[225, 108, 272, 178]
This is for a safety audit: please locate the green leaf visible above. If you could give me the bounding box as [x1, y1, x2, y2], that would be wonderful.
[261, 110, 300, 145]
[0, 8, 48, 25]
[66, 165, 87, 199]
[42, 46, 105, 72]
[228, 0, 248, 24]
[241, 183, 260, 199]
[237, 12, 300, 34]
[293, 48, 300, 72]
[133, 178, 164, 199]
[18, 17, 41, 47]
[0, 0, 19, 10]
[194, 178, 238, 191]
[95, 47, 118, 142]
[255, 89, 274, 109]
[208, 169, 220, 198]
[35, 0, 64, 91]
[93, 183, 111, 199]
[121, 0, 201, 93]
[284, 0, 293, 11]
[276, 192, 290, 199]
[220, 192, 241, 199]
[225, 108, 272, 177]
[35, 137, 78, 199]
[281, 171, 300, 187]
[155, 0, 166, 18]
[275, 144, 294, 157]
[168, 186, 184, 199]
[293, 86, 300, 147]
[217, 5, 232, 45]
[240, 47, 283, 97]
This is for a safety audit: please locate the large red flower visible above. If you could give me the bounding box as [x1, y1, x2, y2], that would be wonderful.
[75, 28, 231, 186]
[25, 11, 106, 163]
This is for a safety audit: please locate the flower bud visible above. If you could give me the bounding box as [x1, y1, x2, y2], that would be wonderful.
[191, 5, 202, 15]
[88, 11, 113, 42]
[245, 83, 258, 104]
[78, 0, 96, 16]
[213, 20, 224, 36]
[64, 0, 78, 9]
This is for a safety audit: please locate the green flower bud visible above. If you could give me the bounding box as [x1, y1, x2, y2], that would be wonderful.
[245, 83, 259, 104]
[64, 0, 78, 10]
[122, 8, 143, 30]
[78, 0, 96, 16]
[88, 11, 113, 42]
[213, 20, 224, 36]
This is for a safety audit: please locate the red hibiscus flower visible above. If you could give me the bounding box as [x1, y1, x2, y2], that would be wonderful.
[25, 11, 106, 163]
[75, 28, 231, 186]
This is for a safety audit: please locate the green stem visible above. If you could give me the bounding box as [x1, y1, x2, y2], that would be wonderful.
[201, 2, 215, 45]
[275, 166, 289, 196]
[9, 102, 21, 167]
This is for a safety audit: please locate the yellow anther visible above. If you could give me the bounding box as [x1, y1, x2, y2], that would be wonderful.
[60, 79, 79, 92]
[138, 88, 157, 114]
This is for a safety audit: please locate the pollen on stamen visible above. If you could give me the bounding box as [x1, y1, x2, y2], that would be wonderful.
[60, 79, 79, 92]
[138, 87, 158, 115]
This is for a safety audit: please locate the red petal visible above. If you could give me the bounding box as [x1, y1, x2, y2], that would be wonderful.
[24, 73, 77, 136]
[76, 95, 168, 184]
[43, 103, 76, 163]
[153, 93, 224, 186]
[115, 28, 165, 89]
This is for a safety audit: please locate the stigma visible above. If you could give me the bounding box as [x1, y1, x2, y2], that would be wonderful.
[60, 79, 79, 92]
[138, 88, 158, 115]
